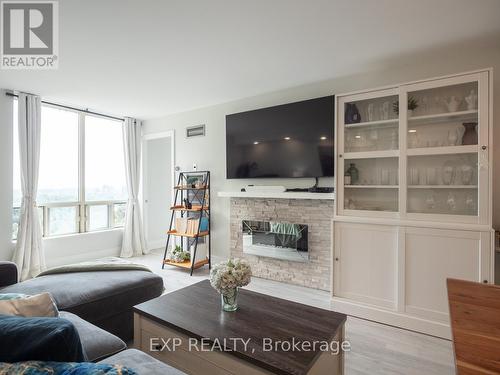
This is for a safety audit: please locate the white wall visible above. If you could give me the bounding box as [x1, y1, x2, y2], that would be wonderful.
[143, 39, 500, 260]
[0, 91, 122, 264]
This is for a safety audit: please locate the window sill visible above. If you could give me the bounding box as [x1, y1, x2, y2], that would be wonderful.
[12, 227, 124, 243]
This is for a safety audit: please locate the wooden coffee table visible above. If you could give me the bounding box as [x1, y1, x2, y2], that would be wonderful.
[133, 280, 346, 375]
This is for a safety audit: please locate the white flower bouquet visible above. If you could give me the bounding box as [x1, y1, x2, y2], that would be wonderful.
[210, 259, 251, 311]
[210, 258, 252, 293]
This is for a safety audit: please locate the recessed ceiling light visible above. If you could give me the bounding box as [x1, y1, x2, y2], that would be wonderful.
[320, 136, 327, 140]
[284, 137, 291, 140]
[355, 135, 361, 139]
[408, 129, 417, 133]
[253, 141, 259, 145]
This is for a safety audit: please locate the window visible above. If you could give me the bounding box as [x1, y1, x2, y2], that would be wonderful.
[12, 101, 127, 239]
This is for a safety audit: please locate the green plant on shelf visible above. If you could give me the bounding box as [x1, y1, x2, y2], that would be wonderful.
[393, 96, 419, 115]
[170, 245, 191, 263]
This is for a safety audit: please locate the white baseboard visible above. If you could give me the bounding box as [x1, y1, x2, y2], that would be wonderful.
[147, 239, 165, 252]
[45, 247, 121, 268]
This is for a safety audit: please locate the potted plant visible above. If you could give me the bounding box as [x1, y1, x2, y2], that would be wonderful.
[393, 96, 419, 117]
[169, 245, 190, 263]
[210, 258, 252, 312]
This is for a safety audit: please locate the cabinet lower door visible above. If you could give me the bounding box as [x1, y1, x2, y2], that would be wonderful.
[404, 227, 491, 323]
[334, 223, 398, 309]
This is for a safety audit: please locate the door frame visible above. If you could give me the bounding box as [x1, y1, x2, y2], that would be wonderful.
[142, 130, 175, 251]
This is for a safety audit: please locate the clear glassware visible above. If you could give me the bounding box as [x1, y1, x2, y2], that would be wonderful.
[461, 165, 473, 185]
[447, 193, 456, 211]
[409, 168, 419, 185]
[427, 167, 437, 185]
[447, 128, 459, 146]
[442, 164, 455, 185]
[465, 194, 475, 213]
[381, 169, 390, 185]
[425, 194, 436, 210]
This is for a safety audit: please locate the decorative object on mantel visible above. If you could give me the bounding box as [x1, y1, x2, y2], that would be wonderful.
[461, 122, 478, 145]
[392, 96, 419, 116]
[210, 258, 252, 312]
[345, 103, 361, 124]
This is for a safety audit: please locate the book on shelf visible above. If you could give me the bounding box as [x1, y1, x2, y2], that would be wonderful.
[175, 217, 201, 235]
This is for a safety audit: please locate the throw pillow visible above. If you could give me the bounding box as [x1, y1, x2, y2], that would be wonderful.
[0, 361, 137, 375]
[0, 315, 86, 363]
[0, 292, 59, 317]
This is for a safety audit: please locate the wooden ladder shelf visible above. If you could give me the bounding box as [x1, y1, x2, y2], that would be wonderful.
[162, 171, 211, 275]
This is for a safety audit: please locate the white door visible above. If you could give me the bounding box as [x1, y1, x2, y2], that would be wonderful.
[143, 134, 174, 251]
[334, 222, 399, 310]
[404, 227, 491, 323]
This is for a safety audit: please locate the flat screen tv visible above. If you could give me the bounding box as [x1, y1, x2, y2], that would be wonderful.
[226, 95, 334, 179]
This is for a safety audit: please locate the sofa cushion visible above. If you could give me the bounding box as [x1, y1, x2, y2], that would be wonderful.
[1, 270, 164, 340]
[99, 349, 185, 375]
[60, 311, 126, 362]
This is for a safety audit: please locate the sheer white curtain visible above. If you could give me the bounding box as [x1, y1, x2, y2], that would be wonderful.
[12, 93, 45, 280]
[120, 118, 147, 257]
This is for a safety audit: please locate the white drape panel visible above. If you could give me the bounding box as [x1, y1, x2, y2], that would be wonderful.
[12, 93, 45, 280]
[120, 118, 147, 257]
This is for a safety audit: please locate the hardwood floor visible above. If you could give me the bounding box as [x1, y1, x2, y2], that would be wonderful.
[132, 250, 455, 375]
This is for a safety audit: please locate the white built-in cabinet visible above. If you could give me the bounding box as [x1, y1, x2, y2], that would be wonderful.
[332, 69, 493, 339]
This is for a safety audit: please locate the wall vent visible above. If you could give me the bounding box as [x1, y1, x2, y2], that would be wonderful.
[186, 124, 205, 138]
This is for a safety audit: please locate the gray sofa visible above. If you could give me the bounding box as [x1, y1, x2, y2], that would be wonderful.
[0, 261, 185, 374]
[0, 262, 163, 341]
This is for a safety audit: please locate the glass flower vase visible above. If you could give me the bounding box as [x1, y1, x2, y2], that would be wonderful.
[221, 288, 238, 312]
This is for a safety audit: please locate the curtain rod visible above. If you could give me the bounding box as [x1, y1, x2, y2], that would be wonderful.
[5, 92, 125, 122]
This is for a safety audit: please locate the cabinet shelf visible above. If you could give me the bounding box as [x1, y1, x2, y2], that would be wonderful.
[345, 119, 398, 128]
[345, 185, 398, 189]
[343, 150, 399, 159]
[408, 109, 478, 124]
[407, 145, 477, 156]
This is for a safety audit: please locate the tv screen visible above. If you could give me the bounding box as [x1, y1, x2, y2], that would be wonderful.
[226, 95, 334, 179]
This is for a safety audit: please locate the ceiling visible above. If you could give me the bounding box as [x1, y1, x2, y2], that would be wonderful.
[1, 0, 500, 119]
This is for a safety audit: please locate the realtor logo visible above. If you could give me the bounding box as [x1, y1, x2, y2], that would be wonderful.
[1, 0, 58, 69]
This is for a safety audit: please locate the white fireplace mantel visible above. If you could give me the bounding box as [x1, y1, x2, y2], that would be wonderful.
[217, 191, 335, 200]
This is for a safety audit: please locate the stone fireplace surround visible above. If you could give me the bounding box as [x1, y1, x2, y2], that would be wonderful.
[229, 197, 334, 291]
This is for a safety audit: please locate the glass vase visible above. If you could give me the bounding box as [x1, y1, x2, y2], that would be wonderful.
[221, 288, 238, 312]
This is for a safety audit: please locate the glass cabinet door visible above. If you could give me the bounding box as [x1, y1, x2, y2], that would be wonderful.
[407, 154, 478, 216]
[406, 81, 478, 150]
[343, 94, 399, 153]
[403, 74, 485, 218]
[343, 157, 399, 212]
[340, 89, 400, 214]
[337, 70, 489, 223]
